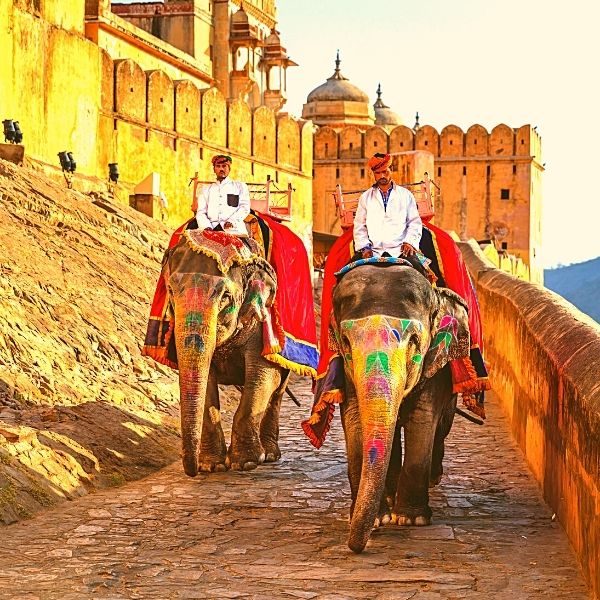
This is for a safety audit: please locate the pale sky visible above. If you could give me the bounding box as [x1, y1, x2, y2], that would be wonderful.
[277, 0, 600, 268]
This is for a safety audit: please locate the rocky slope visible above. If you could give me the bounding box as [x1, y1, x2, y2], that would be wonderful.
[0, 159, 196, 523]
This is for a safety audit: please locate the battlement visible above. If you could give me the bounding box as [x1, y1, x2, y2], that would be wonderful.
[315, 123, 543, 164]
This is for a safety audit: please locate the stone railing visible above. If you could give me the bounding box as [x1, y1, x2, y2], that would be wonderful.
[458, 240, 600, 598]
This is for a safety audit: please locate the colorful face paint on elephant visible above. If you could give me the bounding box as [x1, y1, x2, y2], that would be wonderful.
[168, 272, 233, 476]
[338, 315, 431, 467]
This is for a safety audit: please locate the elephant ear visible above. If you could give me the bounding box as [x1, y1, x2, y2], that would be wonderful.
[238, 261, 277, 325]
[422, 288, 470, 379]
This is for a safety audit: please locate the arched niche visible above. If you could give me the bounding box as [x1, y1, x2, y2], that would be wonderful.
[490, 124, 514, 155]
[252, 106, 276, 163]
[314, 126, 338, 160]
[114, 59, 146, 122]
[277, 115, 301, 169]
[440, 125, 464, 157]
[146, 70, 174, 130]
[390, 125, 415, 153]
[465, 124, 488, 156]
[228, 99, 252, 156]
[174, 80, 200, 138]
[339, 126, 363, 159]
[201, 87, 227, 147]
[364, 126, 389, 158]
[415, 125, 440, 155]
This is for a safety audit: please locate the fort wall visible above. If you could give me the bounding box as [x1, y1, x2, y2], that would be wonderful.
[459, 240, 600, 597]
[1, 2, 313, 246]
[313, 123, 543, 282]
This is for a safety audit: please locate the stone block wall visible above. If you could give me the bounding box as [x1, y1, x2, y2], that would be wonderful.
[459, 240, 600, 598]
[312, 121, 544, 282]
[1, 1, 313, 247]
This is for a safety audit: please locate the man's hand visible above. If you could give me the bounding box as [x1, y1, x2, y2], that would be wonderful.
[224, 221, 234, 230]
[361, 248, 374, 259]
[401, 243, 416, 257]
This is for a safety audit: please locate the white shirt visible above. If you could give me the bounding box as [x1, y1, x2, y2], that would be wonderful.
[196, 176, 250, 236]
[353, 182, 422, 258]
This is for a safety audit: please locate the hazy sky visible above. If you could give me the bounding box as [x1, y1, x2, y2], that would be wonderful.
[276, 0, 600, 268]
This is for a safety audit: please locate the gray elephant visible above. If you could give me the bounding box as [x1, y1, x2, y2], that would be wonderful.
[328, 264, 470, 552]
[144, 229, 292, 477]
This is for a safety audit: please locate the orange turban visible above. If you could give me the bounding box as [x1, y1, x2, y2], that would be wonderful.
[367, 153, 392, 171]
[211, 154, 232, 166]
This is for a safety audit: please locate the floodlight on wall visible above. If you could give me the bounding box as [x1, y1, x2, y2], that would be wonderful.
[3, 120, 16, 143]
[58, 151, 74, 173]
[108, 163, 119, 183]
[13, 122, 23, 144]
[58, 150, 76, 189]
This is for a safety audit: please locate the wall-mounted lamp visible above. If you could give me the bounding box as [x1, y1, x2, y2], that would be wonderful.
[2, 120, 23, 144]
[58, 151, 76, 173]
[108, 163, 119, 183]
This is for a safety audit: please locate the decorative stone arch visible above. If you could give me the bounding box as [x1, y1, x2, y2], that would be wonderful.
[364, 126, 389, 158]
[339, 126, 362, 159]
[314, 126, 338, 160]
[99, 48, 113, 113]
[390, 125, 415, 153]
[146, 70, 174, 130]
[174, 80, 200, 138]
[201, 87, 227, 147]
[415, 125, 439, 155]
[490, 124, 514, 155]
[439, 125, 464, 157]
[515, 124, 532, 155]
[114, 59, 146, 121]
[252, 106, 276, 163]
[465, 124, 488, 156]
[228, 98, 252, 156]
[300, 120, 313, 174]
[277, 115, 301, 169]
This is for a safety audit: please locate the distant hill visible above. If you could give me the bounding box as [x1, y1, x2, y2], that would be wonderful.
[544, 257, 600, 323]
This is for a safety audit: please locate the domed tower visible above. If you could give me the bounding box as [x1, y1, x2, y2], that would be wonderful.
[373, 84, 402, 130]
[302, 52, 374, 129]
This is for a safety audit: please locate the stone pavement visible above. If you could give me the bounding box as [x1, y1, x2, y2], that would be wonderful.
[0, 379, 590, 600]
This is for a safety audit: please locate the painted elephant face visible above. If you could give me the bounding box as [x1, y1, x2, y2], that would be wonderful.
[337, 314, 430, 404]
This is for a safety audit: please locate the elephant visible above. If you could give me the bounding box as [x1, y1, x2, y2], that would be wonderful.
[331, 263, 470, 553]
[160, 232, 290, 477]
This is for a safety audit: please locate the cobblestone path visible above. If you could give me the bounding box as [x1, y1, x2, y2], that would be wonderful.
[0, 379, 590, 599]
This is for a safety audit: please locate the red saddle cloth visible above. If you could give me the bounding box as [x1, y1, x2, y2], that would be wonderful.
[302, 223, 490, 449]
[142, 217, 318, 377]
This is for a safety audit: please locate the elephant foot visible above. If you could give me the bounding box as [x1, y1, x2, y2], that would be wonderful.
[262, 442, 281, 463]
[374, 497, 392, 528]
[226, 450, 266, 471]
[198, 458, 228, 473]
[391, 507, 432, 527]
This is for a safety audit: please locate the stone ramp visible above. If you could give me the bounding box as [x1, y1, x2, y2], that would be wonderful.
[0, 380, 590, 599]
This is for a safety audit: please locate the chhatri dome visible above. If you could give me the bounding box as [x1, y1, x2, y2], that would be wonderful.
[373, 84, 402, 128]
[302, 52, 375, 128]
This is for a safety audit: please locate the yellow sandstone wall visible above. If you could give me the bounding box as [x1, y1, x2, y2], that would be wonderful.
[459, 240, 600, 598]
[0, 1, 313, 250]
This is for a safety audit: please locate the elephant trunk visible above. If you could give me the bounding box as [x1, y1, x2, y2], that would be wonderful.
[344, 316, 409, 553]
[173, 297, 218, 478]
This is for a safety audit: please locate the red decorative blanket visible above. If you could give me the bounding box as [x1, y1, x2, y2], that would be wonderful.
[302, 224, 490, 448]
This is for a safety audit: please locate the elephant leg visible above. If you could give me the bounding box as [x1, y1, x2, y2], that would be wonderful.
[430, 390, 457, 487]
[198, 367, 228, 472]
[392, 399, 436, 526]
[228, 358, 282, 471]
[340, 385, 362, 521]
[260, 369, 290, 463]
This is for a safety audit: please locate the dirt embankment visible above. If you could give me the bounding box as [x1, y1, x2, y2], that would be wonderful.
[0, 159, 187, 523]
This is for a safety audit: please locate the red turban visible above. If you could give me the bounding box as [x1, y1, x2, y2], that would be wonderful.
[367, 153, 392, 171]
[211, 154, 232, 166]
